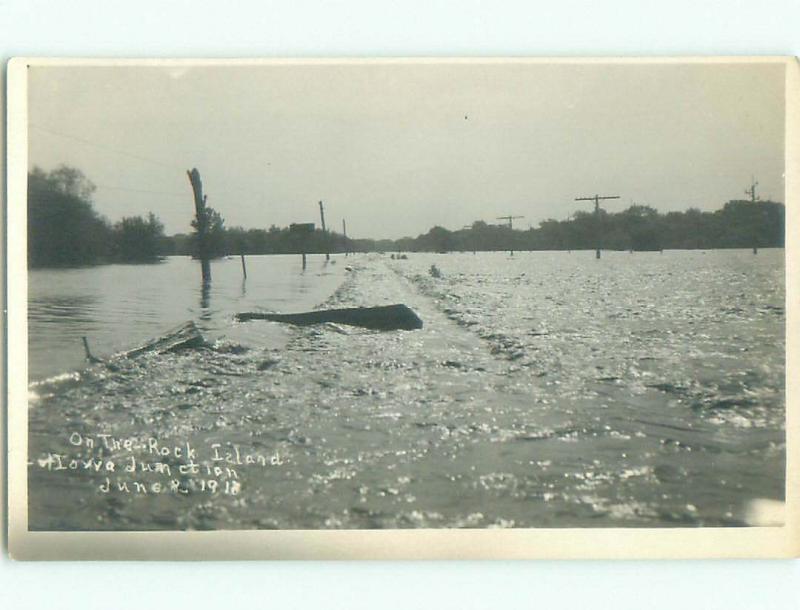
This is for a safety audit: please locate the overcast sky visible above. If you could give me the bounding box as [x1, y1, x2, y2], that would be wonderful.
[28, 61, 785, 239]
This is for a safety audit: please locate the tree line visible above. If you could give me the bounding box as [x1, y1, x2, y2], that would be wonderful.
[28, 165, 785, 268]
[162, 201, 784, 257]
[28, 166, 168, 267]
[164, 225, 353, 257]
[391, 202, 785, 254]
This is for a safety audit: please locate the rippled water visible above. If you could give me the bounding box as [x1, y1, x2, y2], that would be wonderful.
[28, 249, 785, 530]
[29, 255, 345, 380]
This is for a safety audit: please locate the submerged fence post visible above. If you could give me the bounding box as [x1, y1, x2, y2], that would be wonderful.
[81, 336, 101, 363]
[240, 253, 247, 278]
[290, 222, 315, 270]
[81, 336, 92, 361]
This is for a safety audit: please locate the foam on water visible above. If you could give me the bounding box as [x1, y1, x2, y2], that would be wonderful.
[27, 250, 785, 530]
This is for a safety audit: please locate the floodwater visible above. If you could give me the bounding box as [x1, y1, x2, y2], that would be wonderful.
[27, 250, 785, 530]
[28, 255, 346, 380]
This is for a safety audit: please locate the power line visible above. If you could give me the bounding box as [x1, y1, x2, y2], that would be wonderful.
[29, 124, 185, 171]
[31, 123, 274, 203]
[94, 184, 187, 198]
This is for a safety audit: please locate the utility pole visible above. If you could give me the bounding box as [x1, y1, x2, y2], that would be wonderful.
[745, 177, 761, 254]
[463, 225, 477, 254]
[496, 214, 524, 256]
[342, 218, 349, 256]
[319, 200, 330, 261]
[745, 176, 759, 203]
[574, 194, 620, 259]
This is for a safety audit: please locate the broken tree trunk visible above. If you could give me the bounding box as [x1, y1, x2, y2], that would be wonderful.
[187, 168, 211, 283]
[122, 321, 207, 358]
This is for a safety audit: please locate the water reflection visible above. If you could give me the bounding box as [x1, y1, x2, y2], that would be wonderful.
[27, 255, 344, 379]
[199, 277, 213, 322]
[200, 277, 211, 308]
[29, 295, 99, 325]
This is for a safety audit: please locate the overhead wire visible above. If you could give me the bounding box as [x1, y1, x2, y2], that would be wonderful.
[30, 123, 272, 202]
[94, 184, 187, 198]
[30, 124, 186, 172]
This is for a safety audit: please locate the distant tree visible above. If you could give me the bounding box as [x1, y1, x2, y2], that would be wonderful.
[616, 205, 662, 250]
[46, 165, 97, 200]
[716, 200, 784, 248]
[394, 236, 417, 252]
[28, 165, 174, 267]
[190, 205, 227, 258]
[536, 219, 566, 249]
[168, 233, 193, 256]
[27, 165, 112, 267]
[416, 226, 455, 252]
[155, 197, 785, 257]
[112, 212, 166, 262]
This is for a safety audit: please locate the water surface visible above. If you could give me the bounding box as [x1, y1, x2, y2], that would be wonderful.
[29, 255, 344, 380]
[27, 249, 785, 529]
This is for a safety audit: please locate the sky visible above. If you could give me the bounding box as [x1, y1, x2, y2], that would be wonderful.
[27, 61, 786, 239]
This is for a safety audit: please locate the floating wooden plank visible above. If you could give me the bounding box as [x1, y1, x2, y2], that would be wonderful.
[235, 304, 423, 331]
[122, 321, 207, 358]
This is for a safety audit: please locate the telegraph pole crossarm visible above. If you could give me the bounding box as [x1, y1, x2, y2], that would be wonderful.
[496, 215, 524, 230]
[496, 215, 524, 256]
[745, 177, 759, 203]
[574, 194, 620, 259]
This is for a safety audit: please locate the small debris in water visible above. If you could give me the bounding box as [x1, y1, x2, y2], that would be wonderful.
[257, 359, 280, 371]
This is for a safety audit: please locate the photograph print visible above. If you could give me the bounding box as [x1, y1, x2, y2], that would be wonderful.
[10, 59, 791, 546]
